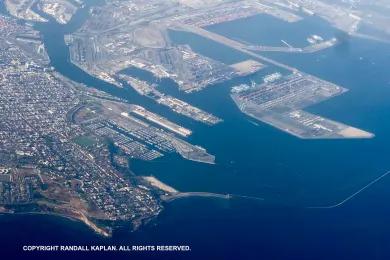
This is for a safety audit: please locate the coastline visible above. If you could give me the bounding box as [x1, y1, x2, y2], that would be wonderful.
[142, 175, 231, 203]
[0, 209, 111, 237]
[142, 176, 179, 194]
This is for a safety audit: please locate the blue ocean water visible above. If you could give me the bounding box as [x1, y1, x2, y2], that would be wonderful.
[1, 1, 390, 259]
[206, 14, 338, 48]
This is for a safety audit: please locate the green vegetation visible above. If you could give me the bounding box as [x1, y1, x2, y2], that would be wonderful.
[73, 135, 97, 148]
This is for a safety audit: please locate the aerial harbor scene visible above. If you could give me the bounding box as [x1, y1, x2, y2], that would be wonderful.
[0, 0, 390, 259]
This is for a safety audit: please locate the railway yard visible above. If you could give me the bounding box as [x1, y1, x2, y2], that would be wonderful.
[0, 0, 385, 237]
[0, 13, 215, 237]
[4, 0, 378, 144]
[64, 0, 359, 95]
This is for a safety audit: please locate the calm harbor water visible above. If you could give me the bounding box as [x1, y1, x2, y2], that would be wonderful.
[1, 1, 390, 259]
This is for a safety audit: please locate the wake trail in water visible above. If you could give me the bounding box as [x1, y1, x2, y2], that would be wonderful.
[308, 170, 390, 209]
